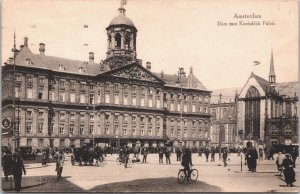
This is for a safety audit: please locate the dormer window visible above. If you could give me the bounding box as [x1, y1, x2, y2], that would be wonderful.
[59, 64, 64, 71]
[26, 58, 33, 65]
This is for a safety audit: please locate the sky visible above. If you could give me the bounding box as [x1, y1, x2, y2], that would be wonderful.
[1, 0, 298, 90]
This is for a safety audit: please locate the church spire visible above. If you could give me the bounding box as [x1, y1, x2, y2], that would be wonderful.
[269, 49, 276, 84]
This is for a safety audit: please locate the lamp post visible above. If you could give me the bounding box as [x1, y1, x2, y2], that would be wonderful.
[218, 94, 222, 159]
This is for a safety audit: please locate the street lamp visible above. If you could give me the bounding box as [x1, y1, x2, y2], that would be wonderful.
[218, 94, 222, 159]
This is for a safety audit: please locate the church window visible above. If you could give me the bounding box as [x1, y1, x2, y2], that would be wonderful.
[285, 124, 292, 135]
[270, 125, 278, 135]
[115, 33, 121, 49]
[286, 104, 292, 117]
[125, 34, 131, 49]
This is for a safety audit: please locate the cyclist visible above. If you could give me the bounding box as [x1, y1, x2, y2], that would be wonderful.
[123, 146, 130, 167]
[181, 146, 193, 181]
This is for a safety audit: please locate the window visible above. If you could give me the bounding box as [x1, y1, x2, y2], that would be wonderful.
[132, 97, 137, 106]
[59, 126, 64, 134]
[184, 121, 187, 126]
[102, 124, 108, 135]
[192, 96, 196, 100]
[124, 115, 128, 122]
[149, 98, 153, 107]
[15, 87, 20, 98]
[38, 90, 43, 100]
[27, 139, 32, 146]
[16, 75, 22, 81]
[70, 113, 75, 120]
[105, 114, 110, 120]
[184, 104, 187, 112]
[123, 127, 127, 135]
[90, 114, 94, 120]
[132, 115, 136, 121]
[177, 129, 180, 137]
[141, 116, 145, 122]
[148, 127, 152, 136]
[38, 123, 43, 133]
[105, 93, 110, 103]
[113, 125, 119, 135]
[26, 110, 32, 117]
[80, 114, 85, 120]
[123, 95, 128, 105]
[132, 126, 136, 136]
[60, 139, 65, 146]
[27, 88, 33, 99]
[114, 94, 119, 105]
[285, 124, 292, 135]
[26, 122, 32, 133]
[49, 91, 55, 101]
[69, 124, 74, 134]
[38, 111, 44, 118]
[149, 89, 153, 94]
[156, 90, 160, 95]
[177, 104, 181, 112]
[49, 123, 54, 135]
[148, 117, 152, 123]
[171, 103, 174, 111]
[184, 95, 187, 100]
[59, 81, 65, 88]
[90, 85, 94, 90]
[205, 96, 209, 102]
[115, 33, 121, 48]
[70, 82, 75, 89]
[114, 84, 119, 90]
[156, 127, 160, 136]
[184, 129, 187, 137]
[90, 125, 94, 134]
[80, 94, 85, 103]
[171, 128, 174, 137]
[141, 97, 145, 107]
[156, 99, 161, 108]
[90, 94, 95, 104]
[60, 113, 65, 119]
[38, 139, 44, 147]
[59, 92, 65, 102]
[192, 105, 196, 112]
[271, 125, 277, 135]
[80, 83, 85, 89]
[171, 94, 174, 99]
[27, 76, 33, 83]
[140, 126, 144, 136]
[70, 93, 76, 103]
[271, 139, 278, 145]
[80, 125, 84, 135]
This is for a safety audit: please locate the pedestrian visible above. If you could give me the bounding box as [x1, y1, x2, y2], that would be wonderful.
[245, 148, 252, 171]
[291, 147, 298, 168]
[142, 147, 148, 163]
[11, 150, 26, 192]
[222, 148, 228, 167]
[282, 154, 296, 187]
[259, 148, 263, 160]
[176, 147, 182, 161]
[250, 147, 258, 172]
[276, 152, 286, 176]
[165, 147, 171, 164]
[204, 147, 210, 162]
[159, 147, 164, 164]
[211, 147, 215, 162]
[2, 148, 12, 181]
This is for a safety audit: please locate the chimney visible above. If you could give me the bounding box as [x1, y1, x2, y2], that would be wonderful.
[146, 61, 151, 70]
[24, 36, 28, 47]
[89, 52, 94, 63]
[39, 43, 45, 55]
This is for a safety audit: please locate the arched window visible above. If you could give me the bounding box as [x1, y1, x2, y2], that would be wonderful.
[125, 34, 131, 49]
[246, 86, 260, 98]
[108, 35, 112, 49]
[115, 33, 121, 49]
[222, 108, 227, 117]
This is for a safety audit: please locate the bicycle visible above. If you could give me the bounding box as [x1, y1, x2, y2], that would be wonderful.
[116, 156, 133, 168]
[177, 166, 198, 184]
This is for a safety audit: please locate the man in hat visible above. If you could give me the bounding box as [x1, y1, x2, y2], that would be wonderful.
[282, 154, 296, 187]
[181, 147, 193, 181]
[11, 150, 26, 192]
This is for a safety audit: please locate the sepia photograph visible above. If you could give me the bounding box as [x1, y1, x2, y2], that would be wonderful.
[1, 0, 299, 192]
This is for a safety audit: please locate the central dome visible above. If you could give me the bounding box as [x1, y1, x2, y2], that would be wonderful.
[109, 15, 135, 27]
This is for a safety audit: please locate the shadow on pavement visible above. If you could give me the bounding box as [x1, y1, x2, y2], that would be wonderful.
[90, 177, 222, 192]
[3, 175, 84, 192]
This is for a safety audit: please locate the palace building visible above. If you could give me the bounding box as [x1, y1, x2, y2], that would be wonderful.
[1, 3, 212, 150]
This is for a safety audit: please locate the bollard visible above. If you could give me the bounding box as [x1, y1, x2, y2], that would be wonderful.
[240, 154, 242, 171]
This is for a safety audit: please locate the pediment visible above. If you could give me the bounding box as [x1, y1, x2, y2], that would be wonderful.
[106, 63, 164, 83]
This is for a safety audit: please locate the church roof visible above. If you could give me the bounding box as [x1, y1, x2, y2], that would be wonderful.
[251, 73, 277, 94]
[275, 81, 298, 97]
